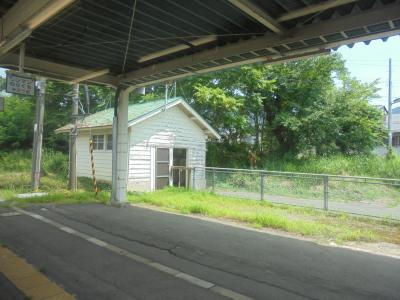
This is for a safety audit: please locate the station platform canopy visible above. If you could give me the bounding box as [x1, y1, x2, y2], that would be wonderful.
[0, 0, 399, 88]
[1, 0, 400, 204]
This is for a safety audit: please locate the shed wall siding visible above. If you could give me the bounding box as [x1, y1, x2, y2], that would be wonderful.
[128, 106, 207, 191]
[76, 129, 113, 181]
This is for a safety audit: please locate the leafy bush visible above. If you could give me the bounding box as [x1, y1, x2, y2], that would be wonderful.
[0, 150, 31, 172]
[0, 150, 68, 177]
[42, 150, 68, 178]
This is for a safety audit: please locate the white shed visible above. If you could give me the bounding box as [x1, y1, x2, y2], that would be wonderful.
[56, 97, 220, 191]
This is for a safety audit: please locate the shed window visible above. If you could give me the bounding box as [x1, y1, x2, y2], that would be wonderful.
[92, 135, 104, 150]
[106, 134, 113, 150]
[392, 134, 400, 147]
[173, 148, 187, 188]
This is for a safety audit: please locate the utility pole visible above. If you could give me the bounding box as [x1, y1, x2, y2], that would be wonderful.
[84, 84, 90, 114]
[388, 58, 393, 150]
[19, 43, 25, 72]
[31, 78, 46, 191]
[69, 84, 79, 191]
[164, 82, 169, 110]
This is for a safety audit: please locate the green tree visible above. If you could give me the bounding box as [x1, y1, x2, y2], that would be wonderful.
[0, 53, 385, 165]
[175, 54, 385, 163]
[0, 95, 34, 148]
[0, 77, 117, 152]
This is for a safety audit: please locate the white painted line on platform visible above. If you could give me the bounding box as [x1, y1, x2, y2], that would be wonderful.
[59, 226, 76, 234]
[12, 207, 255, 300]
[0, 212, 22, 217]
[87, 237, 108, 247]
[30, 213, 45, 220]
[59, 226, 77, 234]
[175, 272, 215, 289]
[149, 262, 180, 275]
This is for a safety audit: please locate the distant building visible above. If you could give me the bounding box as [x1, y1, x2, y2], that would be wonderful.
[374, 105, 400, 155]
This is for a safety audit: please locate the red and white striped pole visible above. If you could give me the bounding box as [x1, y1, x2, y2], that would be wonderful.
[89, 138, 98, 196]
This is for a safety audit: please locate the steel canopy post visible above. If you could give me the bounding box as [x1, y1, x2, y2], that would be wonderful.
[110, 88, 130, 206]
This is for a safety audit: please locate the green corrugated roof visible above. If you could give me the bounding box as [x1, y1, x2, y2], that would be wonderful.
[56, 97, 181, 132]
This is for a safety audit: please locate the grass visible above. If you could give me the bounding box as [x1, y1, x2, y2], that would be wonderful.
[262, 154, 400, 179]
[0, 150, 110, 205]
[4, 190, 109, 207]
[210, 170, 400, 205]
[1, 150, 400, 244]
[128, 188, 400, 244]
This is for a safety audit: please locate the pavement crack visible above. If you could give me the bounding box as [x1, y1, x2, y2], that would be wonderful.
[46, 207, 178, 252]
[43, 207, 318, 300]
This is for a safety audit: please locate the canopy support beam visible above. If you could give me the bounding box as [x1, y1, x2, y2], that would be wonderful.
[0, 0, 77, 55]
[228, 0, 284, 34]
[71, 69, 110, 84]
[277, 0, 358, 22]
[110, 87, 132, 205]
[0, 53, 118, 86]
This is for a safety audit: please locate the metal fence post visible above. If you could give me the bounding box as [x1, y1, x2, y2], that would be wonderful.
[212, 168, 216, 192]
[260, 173, 265, 201]
[192, 167, 196, 191]
[323, 175, 329, 210]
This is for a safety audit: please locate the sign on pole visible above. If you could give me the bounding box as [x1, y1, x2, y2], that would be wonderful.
[0, 97, 4, 112]
[6, 71, 35, 96]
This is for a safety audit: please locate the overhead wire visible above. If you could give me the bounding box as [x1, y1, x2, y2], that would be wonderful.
[121, 0, 138, 73]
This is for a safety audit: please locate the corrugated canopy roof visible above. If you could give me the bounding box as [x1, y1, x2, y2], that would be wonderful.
[0, 1, 399, 88]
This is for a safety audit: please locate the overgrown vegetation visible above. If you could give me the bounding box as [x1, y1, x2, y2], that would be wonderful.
[177, 54, 386, 164]
[1, 151, 399, 244]
[0, 149, 68, 175]
[0, 54, 387, 165]
[0, 78, 116, 151]
[129, 188, 400, 244]
[0, 150, 110, 202]
[2, 150, 399, 206]
[212, 171, 400, 205]
[262, 155, 400, 178]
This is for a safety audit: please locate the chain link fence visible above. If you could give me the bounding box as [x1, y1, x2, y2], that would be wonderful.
[192, 167, 400, 219]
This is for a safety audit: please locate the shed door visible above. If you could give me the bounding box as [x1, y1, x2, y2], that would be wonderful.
[156, 148, 170, 190]
[173, 148, 187, 187]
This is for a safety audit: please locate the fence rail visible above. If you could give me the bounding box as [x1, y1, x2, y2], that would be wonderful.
[192, 167, 400, 220]
[204, 167, 400, 184]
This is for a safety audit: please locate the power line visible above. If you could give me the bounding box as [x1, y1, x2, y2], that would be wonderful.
[121, 0, 138, 73]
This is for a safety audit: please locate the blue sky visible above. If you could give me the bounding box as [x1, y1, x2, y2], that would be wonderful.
[336, 36, 400, 106]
